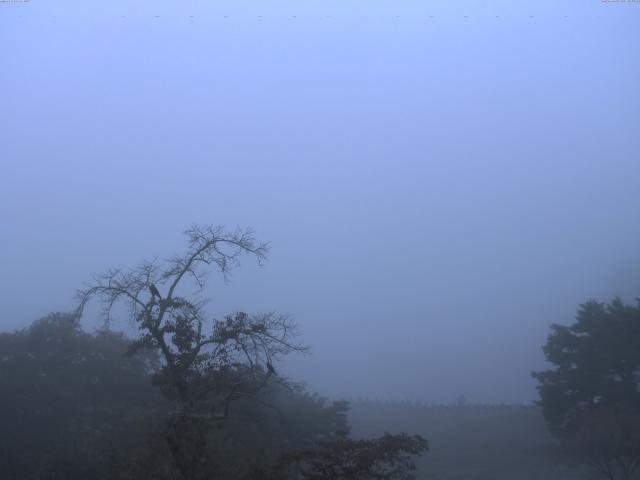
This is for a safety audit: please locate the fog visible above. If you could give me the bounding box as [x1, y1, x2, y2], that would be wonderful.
[2, 0, 639, 405]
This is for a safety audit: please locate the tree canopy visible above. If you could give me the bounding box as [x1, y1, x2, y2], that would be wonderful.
[0, 312, 166, 479]
[68, 224, 427, 480]
[532, 297, 640, 480]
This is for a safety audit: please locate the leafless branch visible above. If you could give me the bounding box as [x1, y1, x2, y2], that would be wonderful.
[75, 224, 304, 422]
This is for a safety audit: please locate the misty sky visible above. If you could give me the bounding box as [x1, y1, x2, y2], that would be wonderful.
[1, 0, 639, 403]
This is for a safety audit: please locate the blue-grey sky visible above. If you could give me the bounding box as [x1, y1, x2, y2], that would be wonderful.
[1, 0, 639, 403]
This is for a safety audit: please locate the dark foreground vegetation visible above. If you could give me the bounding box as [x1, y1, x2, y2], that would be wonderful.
[0, 312, 426, 480]
[0, 225, 427, 480]
[532, 297, 640, 480]
[0, 225, 638, 480]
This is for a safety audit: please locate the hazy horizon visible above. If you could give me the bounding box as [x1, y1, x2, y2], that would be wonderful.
[2, 0, 639, 404]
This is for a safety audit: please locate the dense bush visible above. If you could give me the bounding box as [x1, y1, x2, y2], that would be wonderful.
[0, 312, 426, 479]
[0, 312, 169, 479]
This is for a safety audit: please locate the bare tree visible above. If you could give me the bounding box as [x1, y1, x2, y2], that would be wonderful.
[76, 225, 307, 478]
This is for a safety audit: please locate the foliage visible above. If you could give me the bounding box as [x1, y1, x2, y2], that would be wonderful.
[290, 430, 428, 480]
[76, 225, 307, 478]
[0, 312, 171, 480]
[0, 314, 426, 480]
[532, 297, 640, 480]
[0, 313, 361, 479]
[1, 225, 428, 479]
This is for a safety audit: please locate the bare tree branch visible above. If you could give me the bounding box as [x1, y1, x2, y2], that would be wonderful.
[75, 225, 304, 417]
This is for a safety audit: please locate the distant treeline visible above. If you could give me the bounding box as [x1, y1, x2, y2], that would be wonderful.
[347, 399, 537, 409]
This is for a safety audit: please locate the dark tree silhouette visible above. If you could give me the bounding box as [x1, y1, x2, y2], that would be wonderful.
[532, 297, 640, 480]
[76, 225, 307, 478]
[262, 416, 428, 480]
[0, 312, 168, 479]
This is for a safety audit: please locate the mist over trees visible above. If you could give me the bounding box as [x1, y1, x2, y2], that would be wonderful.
[0, 225, 428, 480]
[532, 298, 640, 480]
[0, 313, 159, 478]
[0, 226, 638, 479]
[0, 311, 366, 478]
[0, 220, 638, 480]
[2, 0, 638, 478]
